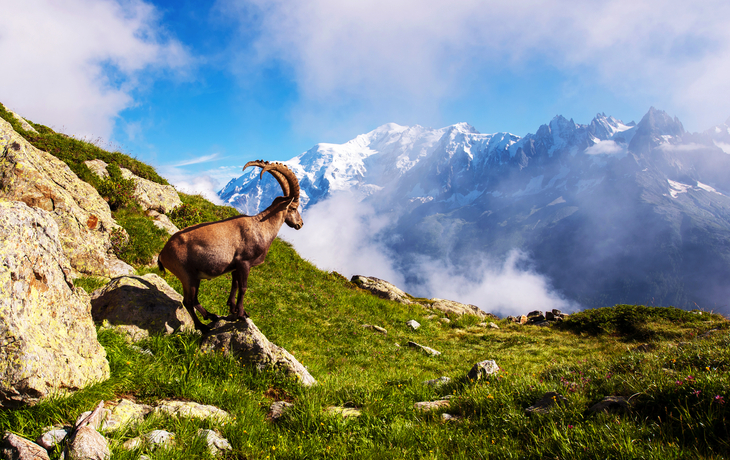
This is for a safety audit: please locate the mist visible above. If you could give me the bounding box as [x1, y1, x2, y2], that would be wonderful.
[280, 192, 577, 317]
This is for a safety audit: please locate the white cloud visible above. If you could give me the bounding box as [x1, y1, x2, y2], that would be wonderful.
[221, 0, 730, 131]
[280, 192, 576, 317]
[160, 164, 242, 205]
[174, 153, 224, 167]
[0, 0, 190, 140]
[585, 140, 626, 156]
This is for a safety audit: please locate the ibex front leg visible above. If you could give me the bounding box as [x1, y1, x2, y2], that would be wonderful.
[226, 265, 251, 321]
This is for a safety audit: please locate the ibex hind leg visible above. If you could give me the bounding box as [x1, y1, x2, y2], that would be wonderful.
[231, 266, 251, 321]
[183, 281, 216, 331]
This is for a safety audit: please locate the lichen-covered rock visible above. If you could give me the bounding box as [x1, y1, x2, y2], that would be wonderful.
[428, 298, 493, 318]
[104, 399, 152, 432]
[467, 360, 500, 381]
[37, 427, 71, 450]
[154, 400, 230, 422]
[196, 429, 232, 456]
[83, 159, 181, 214]
[0, 117, 133, 278]
[147, 210, 179, 235]
[267, 401, 294, 422]
[1, 432, 50, 460]
[0, 202, 110, 408]
[123, 430, 174, 451]
[423, 376, 451, 388]
[201, 319, 317, 386]
[413, 400, 450, 412]
[64, 427, 110, 460]
[90, 274, 194, 335]
[351, 275, 415, 304]
[407, 341, 441, 356]
[326, 406, 362, 418]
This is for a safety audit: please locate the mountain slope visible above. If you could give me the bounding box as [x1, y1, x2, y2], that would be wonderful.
[220, 108, 730, 311]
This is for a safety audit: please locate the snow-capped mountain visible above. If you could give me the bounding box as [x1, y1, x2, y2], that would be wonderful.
[219, 108, 730, 311]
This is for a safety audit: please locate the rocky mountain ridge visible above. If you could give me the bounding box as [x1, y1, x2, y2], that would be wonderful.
[220, 108, 730, 311]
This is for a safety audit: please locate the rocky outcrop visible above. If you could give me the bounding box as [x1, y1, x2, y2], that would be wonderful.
[90, 274, 194, 335]
[1, 432, 50, 460]
[0, 201, 110, 408]
[84, 159, 181, 214]
[201, 319, 317, 386]
[428, 298, 493, 319]
[351, 275, 415, 304]
[0, 117, 133, 277]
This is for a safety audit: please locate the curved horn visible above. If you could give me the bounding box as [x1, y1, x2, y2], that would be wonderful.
[243, 160, 290, 197]
[262, 162, 300, 200]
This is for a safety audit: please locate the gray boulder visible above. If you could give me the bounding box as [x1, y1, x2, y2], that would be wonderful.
[1, 432, 50, 460]
[64, 427, 109, 460]
[0, 117, 133, 278]
[90, 274, 194, 335]
[0, 202, 110, 408]
[351, 275, 415, 304]
[201, 319, 317, 386]
[429, 298, 493, 319]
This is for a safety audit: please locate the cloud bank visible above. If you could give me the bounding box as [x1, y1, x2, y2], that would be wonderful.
[281, 192, 576, 317]
[222, 0, 730, 132]
[0, 0, 190, 139]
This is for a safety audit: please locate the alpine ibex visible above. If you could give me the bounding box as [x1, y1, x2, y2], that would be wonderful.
[158, 161, 303, 331]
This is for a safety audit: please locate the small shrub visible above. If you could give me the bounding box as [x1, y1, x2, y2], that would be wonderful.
[168, 193, 239, 229]
[97, 163, 137, 210]
[113, 209, 169, 266]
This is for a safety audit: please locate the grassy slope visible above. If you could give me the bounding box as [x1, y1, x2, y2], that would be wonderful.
[1, 107, 729, 459]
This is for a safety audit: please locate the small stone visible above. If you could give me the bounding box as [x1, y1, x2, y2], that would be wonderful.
[518, 315, 528, 324]
[439, 318, 451, 324]
[143, 430, 175, 450]
[362, 324, 387, 334]
[326, 406, 362, 418]
[65, 426, 110, 460]
[2, 431, 50, 460]
[196, 429, 231, 456]
[37, 428, 71, 449]
[488, 322, 499, 329]
[406, 320, 421, 330]
[407, 341, 441, 356]
[423, 376, 451, 388]
[414, 400, 450, 411]
[154, 400, 230, 422]
[267, 401, 294, 422]
[441, 413, 462, 422]
[467, 360, 499, 381]
[588, 396, 630, 415]
[525, 392, 568, 414]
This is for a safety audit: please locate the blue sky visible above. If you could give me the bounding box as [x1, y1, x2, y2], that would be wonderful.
[2, 0, 730, 200]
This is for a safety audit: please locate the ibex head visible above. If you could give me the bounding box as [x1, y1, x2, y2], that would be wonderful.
[243, 160, 303, 230]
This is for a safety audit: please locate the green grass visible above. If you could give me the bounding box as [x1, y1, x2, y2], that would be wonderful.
[1, 102, 729, 459]
[3, 238, 728, 459]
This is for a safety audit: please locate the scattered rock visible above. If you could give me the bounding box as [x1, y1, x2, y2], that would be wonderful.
[406, 320, 421, 330]
[534, 321, 551, 327]
[488, 322, 499, 329]
[441, 413, 462, 422]
[525, 392, 568, 414]
[36, 428, 71, 450]
[467, 360, 500, 381]
[154, 400, 230, 422]
[414, 400, 450, 411]
[0, 118, 133, 278]
[587, 396, 631, 415]
[362, 324, 387, 334]
[424, 376, 451, 388]
[351, 275, 415, 304]
[196, 429, 231, 456]
[267, 401, 294, 422]
[103, 399, 152, 432]
[326, 406, 362, 418]
[1, 431, 50, 460]
[517, 315, 528, 324]
[407, 341, 441, 356]
[147, 210, 179, 236]
[64, 426, 110, 460]
[123, 430, 175, 451]
[90, 274, 195, 335]
[439, 318, 451, 324]
[201, 318, 317, 386]
[0, 202, 110, 408]
[428, 298, 494, 319]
